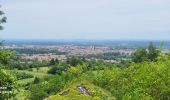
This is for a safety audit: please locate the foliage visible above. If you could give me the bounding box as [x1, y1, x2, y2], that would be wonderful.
[55, 58, 59, 65]
[49, 58, 59, 65]
[29, 83, 48, 100]
[67, 66, 82, 76]
[33, 77, 40, 84]
[132, 42, 159, 63]
[2, 40, 169, 100]
[147, 42, 159, 61]
[93, 59, 170, 99]
[0, 6, 7, 30]
[6, 52, 170, 100]
[9, 69, 52, 79]
[84, 52, 131, 60]
[132, 48, 147, 63]
[48, 66, 64, 75]
[29, 72, 74, 99]
[48, 82, 115, 100]
[67, 56, 82, 66]
[8, 58, 49, 70]
[11, 48, 67, 55]
[0, 49, 16, 99]
[67, 64, 88, 76]
[11, 71, 34, 80]
[0, 68, 16, 99]
[86, 60, 114, 70]
[0, 50, 15, 66]
[0, 7, 17, 99]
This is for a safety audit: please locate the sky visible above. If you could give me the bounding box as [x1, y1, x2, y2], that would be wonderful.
[0, 0, 170, 40]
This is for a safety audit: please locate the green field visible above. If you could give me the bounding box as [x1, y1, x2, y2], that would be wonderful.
[31, 67, 50, 73]
[7, 68, 54, 100]
[7, 68, 53, 85]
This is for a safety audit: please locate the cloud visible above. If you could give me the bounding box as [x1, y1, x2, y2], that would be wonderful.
[1, 0, 170, 40]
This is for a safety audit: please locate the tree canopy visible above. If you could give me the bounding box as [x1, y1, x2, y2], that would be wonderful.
[132, 42, 159, 63]
[0, 6, 7, 30]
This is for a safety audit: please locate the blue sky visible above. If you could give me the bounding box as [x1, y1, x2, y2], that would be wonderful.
[0, 0, 170, 40]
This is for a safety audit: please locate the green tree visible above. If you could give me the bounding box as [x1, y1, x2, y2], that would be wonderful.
[132, 48, 147, 63]
[66, 56, 81, 66]
[132, 42, 159, 63]
[49, 58, 59, 65]
[33, 77, 40, 84]
[67, 65, 83, 76]
[48, 66, 62, 75]
[49, 58, 55, 65]
[93, 60, 170, 99]
[55, 58, 59, 65]
[0, 6, 16, 99]
[0, 50, 15, 66]
[147, 42, 158, 61]
[29, 84, 48, 100]
[0, 6, 7, 30]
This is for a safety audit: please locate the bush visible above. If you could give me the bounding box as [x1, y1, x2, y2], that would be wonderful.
[33, 77, 40, 84]
[47, 66, 64, 75]
[29, 73, 74, 99]
[11, 71, 33, 80]
[93, 60, 170, 99]
[0, 68, 16, 99]
[29, 84, 48, 100]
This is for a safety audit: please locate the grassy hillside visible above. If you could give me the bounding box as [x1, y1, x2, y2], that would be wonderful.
[8, 69, 53, 85]
[48, 81, 115, 100]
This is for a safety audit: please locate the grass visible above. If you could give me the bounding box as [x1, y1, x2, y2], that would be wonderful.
[17, 78, 34, 85]
[30, 67, 50, 73]
[7, 69, 53, 85]
[10, 88, 30, 100]
[48, 81, 115, 100]
[8, 69, 52, 78]
[7, 68, 54, 99]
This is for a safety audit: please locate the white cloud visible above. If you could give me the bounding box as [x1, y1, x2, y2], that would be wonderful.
[1, 0, 170, 40]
